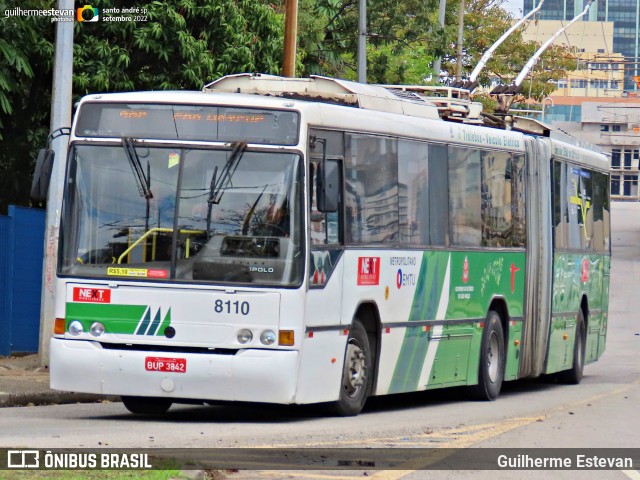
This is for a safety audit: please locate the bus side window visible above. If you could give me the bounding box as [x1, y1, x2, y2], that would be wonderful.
[310, 162, 340, 245]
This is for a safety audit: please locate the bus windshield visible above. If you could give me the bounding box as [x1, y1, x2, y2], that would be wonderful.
[59, 143, 304, 287]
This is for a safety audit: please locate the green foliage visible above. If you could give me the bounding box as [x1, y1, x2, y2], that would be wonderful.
[296, 0, 441, 82]
[73, 0, 282, 94]
[294, 0, 573, 98]
[0, 0, 54, 213]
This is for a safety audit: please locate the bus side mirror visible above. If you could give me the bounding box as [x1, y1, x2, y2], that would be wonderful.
[30, 148, 55, 201]
[317, 159, 339, 213]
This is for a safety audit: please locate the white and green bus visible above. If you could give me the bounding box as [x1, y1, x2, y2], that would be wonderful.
[47, 74, 610, 416]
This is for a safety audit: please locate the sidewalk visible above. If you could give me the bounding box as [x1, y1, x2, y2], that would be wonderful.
[0, 354, 110, 407]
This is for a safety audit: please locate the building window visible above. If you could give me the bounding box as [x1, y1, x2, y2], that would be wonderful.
[601, 125, 610, 132]
[611, 175, 620, 196]
[612, 125, 621, 132]
[611, 149, 621, 169]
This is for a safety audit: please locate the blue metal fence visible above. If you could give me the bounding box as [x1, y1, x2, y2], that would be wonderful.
[0, 206, 45, 355]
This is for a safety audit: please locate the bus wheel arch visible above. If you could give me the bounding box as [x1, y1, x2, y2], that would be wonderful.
[487, 298, 509, 349]
[468, 308, 506, 401]
[558, 301, 587, 384]
[354, 302, 381, 385]
[580, 295, 590, 331]
[331, 302, 380, 416]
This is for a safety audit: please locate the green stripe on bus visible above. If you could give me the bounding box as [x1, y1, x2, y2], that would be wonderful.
[156, 308, 172, 336]
[66, 303, 148, 335]
[135, 307, 152, 335]
[389, 252, 446, 393]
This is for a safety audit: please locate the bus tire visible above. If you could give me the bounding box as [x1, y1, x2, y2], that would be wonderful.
[121, 396, 172, 415]
[469, 311, 505, 401]
[331, 320, 372, 416]
[558, 309, 586, 385]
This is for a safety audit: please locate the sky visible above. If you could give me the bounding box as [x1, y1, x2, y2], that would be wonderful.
[501, 0, 524, 19]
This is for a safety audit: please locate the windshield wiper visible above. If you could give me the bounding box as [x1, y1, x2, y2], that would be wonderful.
[205, 141, 247, 237]
[208, 141, 247, 205]
[122, 137, 153, 199]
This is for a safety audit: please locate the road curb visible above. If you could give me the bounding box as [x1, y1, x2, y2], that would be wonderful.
[0, 391, 117, 408]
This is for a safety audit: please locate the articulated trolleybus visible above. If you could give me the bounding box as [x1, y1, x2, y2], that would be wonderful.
[49, 74, 610, 416]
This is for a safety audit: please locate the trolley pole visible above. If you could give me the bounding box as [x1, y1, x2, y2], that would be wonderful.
[282, 0, 298, 77]
[39, 0, 74, 366]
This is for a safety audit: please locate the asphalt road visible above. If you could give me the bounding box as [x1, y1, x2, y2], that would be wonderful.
[0, 202, 639, 480]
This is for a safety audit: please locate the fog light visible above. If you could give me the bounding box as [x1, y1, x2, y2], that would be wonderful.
[68, 320, 84, 336]
[260, 330, 277, 345]
[90, 322, 105, 337]
[237, 329, 253, 344]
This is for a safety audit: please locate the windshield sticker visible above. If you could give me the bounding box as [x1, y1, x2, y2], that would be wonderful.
[107, 267, 168, 279]
[168, 152, 180, 168]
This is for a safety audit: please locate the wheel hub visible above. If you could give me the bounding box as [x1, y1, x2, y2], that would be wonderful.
[343, 341, 366, 397]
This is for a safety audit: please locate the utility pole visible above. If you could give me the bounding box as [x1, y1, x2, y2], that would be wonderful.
[357, 0, 367, 83]
[39, 0, 74, 366]
[432, 0, 447, 79]
[282, 0, 298, 77]
[455, 0, 465, 81]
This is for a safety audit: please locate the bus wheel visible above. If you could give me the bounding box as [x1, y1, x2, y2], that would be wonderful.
[558, 309, 586, 384]
[121, 396, 172, 415]
[331, 320, 372, 416]
[469, 311, 505, 401]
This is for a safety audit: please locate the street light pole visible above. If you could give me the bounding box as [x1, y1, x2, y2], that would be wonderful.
[357, 0, 367, 83]
[432, 0, 447, 78]
[455, 0, 465, 81]
[542, 96, 554, 123]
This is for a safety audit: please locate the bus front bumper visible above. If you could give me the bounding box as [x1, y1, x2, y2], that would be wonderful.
[50, 338, 299, 404]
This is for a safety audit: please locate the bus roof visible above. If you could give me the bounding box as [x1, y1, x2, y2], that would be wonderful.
[75, 78, 607, 170]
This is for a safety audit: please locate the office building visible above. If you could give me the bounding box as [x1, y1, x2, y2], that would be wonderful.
[523, 0, 640, 91]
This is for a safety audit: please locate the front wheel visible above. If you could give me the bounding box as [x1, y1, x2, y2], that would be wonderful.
[558, 309, 586, 384]
[330, 321, 372, 416]
[468, 311, 505, 401]
[121, 396, 172, 415]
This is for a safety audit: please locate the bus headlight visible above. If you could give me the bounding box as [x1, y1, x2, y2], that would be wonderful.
[237, 329, 253, 344]
[90, 322, 105, 337]
[260, 330, 277, 345]
[68, 321, 84, 336]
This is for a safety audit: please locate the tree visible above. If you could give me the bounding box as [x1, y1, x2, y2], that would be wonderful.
[295, 0, 575, 100]
[296, 0, 442, 82]
[0, 0, 54, 214]
[73, 0, 283, 94]
[0, 0, 283, 214]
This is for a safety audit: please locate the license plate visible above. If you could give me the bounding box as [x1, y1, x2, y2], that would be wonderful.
[145, 356, 187, 373]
